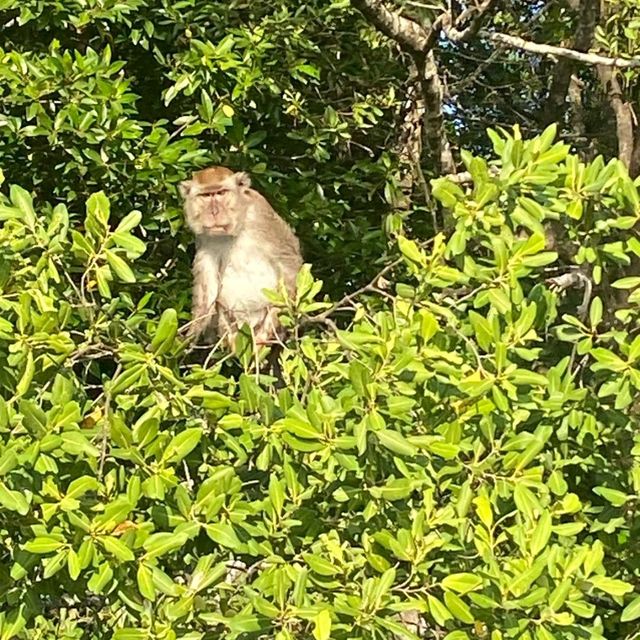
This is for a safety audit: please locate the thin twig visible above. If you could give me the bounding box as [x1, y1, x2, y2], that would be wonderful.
[300, 257, 405, 328]
[301, 239, 436, 330]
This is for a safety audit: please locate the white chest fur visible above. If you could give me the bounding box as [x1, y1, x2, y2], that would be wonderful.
[219, 236, 278, 312]
[195, 235, 277, 318]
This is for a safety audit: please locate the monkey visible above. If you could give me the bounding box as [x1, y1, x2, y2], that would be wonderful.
[179, 166, 303, 350]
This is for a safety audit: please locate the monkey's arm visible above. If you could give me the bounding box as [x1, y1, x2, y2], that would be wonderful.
[189, 251, 220, 338]
[255, 210, 303, 296]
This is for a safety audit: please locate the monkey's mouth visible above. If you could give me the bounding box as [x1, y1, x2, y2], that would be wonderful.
[203, 223, 231, 234]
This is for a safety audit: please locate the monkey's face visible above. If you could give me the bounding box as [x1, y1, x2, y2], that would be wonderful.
[188, 187, 242, 236]
[180, 168, 251, 237]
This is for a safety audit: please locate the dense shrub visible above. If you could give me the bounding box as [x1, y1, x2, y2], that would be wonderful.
[3, 121, 640, 639]
[1, 2, 640, 640]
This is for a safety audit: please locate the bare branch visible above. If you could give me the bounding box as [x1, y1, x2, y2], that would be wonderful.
[598, 66, 635, 168]
[442, 166, 500, 184]
[541, 0, 600, 126]
[487, 31, 640, 68]
[546, 270, 592, 320]
[421, 50, 456, 175]
[351, 0, 431, 52]
[392, 76, 425, 210]
[445, 0, 499, 43]
[567, 74, 587, 140]
[631, 127, 640, 178]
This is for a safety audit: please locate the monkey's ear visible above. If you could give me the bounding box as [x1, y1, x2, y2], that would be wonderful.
[234, 171, 251, 189]
[178, 180, 192, 199]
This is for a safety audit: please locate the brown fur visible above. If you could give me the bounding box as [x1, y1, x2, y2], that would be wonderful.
[192, 166, 235, 185]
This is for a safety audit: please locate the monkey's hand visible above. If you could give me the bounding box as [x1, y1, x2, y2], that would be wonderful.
[183, 305, 216, 340]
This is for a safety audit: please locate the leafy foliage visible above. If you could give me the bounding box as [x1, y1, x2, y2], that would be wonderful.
[1, 2, 640, 640]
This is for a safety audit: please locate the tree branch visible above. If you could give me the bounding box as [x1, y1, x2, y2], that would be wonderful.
[597, 66, 635, 168]
[540, 0, 600, 126]
[392, 76, 427, 208]
[567, 74, 590, 149]
[351, 1, 455, 175]
[486, 31, 640, 68]
[443, 166, 500, 184]
[631, 126, 640, 178]
[445, 0, 499, 43]
[421, 50, 456, 175]
[351, 0, 431, 52]
[301, 256, 404, 328]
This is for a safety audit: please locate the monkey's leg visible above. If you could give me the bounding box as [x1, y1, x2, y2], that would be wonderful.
[266, 344, 285, 389]
[252, 309, 286, 387]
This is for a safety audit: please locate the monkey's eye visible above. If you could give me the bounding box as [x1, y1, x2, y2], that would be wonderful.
[215, 189, 229, 196]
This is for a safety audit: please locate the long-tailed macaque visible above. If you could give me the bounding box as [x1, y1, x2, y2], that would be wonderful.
[179, 166, 302, 348]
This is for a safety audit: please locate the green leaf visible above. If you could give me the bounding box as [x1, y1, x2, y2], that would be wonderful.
[1, 603, 27, 640]
[105, 249, 136, 283]
[161, 427, 202, 464]
[23, 536, 65, 554]
[205, 523, 244, 551]
[589, 575, 633, 597]
[67, 548, 81, 581]
[15, 349, 35, 398]
[432, 178, 464, 208]
[113, 630, 148, 640]
[441, 573, 482, 594]
[444, 591, 474, 623]
[530, 511, 552, 556]
[43, 549, 68, 579]
[0, 449, 18, 476]
[312, 609, 331, 640]
[612, 276, 640, 289]
[143, 532, 189, 559]
[0, 205, 22, 220]
[88, 562, 113, 593]
[86, 191, 110, 233]
[150, 308, 179, 355]
[280, 416, 322, 439]
[0, 480, 30, 515]
[537, 123, 557, 152]
[427, 594, 452, 626]
[398, 236, 426, 266]
[137, 562, 157, 601]
[303, 553, 340, 576]
[474, 495, 493, 528]
[621, 596, 640, 622]
[109, 364, 146, 395]
[375, 430, 417, 457]
[509, 369, 548, 386]
[10, 184, 36, 227]
[111, 231, 146, 255]
[553, 522, 585, 536]
[115, 210, 142, 233]
[549, 579, 571, 611]
[66, 476, 100, 500]
[100, 536, 135, 562]
[593, 486, 628, 507]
